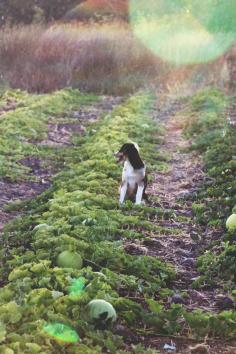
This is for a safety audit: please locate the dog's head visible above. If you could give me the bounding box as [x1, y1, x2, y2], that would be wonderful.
[114, 143, 139, 164]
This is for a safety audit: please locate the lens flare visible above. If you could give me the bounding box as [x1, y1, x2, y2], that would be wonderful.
[43, 323, 80, 343]
[129, 0, 236, 65]
[68, 277, 86, 299]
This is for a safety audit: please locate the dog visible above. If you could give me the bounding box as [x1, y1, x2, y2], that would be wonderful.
[114, 143, 147, 205]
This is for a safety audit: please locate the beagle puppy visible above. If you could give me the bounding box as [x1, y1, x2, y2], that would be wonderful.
[114, 143, 147, 205]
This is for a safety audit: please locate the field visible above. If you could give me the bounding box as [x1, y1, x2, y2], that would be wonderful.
[0, 4, 236, 354]
[0, 85, 235, 353]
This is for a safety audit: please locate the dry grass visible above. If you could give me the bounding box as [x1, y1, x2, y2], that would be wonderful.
[0, 22, 164, 94]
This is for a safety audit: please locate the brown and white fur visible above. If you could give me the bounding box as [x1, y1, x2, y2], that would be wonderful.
[114, 143, 147, 205]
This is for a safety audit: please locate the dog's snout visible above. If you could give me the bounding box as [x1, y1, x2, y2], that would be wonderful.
[114, 151, 123, 157]
[114, 151, 125, 164]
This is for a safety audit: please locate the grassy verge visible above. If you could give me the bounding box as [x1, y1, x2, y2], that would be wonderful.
[183, 88, 236, 291]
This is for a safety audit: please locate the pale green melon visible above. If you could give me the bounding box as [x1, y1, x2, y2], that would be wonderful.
[226, 214, 236, 231]
[57, 251, 83, 269]
[87, 299, 117, 327]
[33, 223, 51, 231]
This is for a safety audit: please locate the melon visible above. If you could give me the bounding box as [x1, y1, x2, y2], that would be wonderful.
[33, 224, 51, 231]
[226, 213, 236, 231]
[57, 251, 83, 269]
[87, 299, 117, 328]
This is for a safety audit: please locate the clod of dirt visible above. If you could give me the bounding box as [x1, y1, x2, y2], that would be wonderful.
[190, 232, 202, 242]
[124, 242, 148, 255]
[143, 238, 163, 248]
[171, 294, 185, 304]
[215, 296, 235, 310]
[114, 324, 139, 343]
[0, 98, 19, 115]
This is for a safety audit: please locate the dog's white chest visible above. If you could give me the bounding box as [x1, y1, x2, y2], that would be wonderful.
[122, 161, 145, 186]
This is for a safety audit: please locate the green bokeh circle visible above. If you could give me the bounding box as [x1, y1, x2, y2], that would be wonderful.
[129, 0, 236, 64]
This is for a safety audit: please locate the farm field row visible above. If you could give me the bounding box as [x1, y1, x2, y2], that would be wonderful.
[182, 89, 236, 300]
[0, 92, 175, 353]
[0, 89, 235, 353]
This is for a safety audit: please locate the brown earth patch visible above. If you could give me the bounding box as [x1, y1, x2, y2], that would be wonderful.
[0, 177, 49, 231]
[123, 333, 236, 354]
[33, 96, 122, 146]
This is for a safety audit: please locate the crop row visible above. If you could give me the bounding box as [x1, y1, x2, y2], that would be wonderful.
[0, 93, 176, 353]
[184, 88, 236, 291]
[0, 91, 235, 353]
[0, 88, 98, 180]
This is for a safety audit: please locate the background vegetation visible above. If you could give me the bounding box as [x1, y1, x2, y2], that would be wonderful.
[0, 23, 163, 94]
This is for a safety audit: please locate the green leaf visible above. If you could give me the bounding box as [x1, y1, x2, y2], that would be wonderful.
[0, 302, 22, 324]
[0, 322, 6, 343]
[146, 298, 163, 314]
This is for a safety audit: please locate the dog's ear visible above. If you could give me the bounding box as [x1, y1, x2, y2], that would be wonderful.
[133, 142, 140, 152]
[120, 143, 139, 154]
[123, 142, 140, 152]
[119, 144, 129, 153]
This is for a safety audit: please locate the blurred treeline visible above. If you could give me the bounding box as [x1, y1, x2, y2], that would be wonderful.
[0, 0, 128, 25]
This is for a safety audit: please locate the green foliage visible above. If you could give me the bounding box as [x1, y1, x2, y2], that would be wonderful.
[185, 89, 235, 225]
[0, 89, 98, 180]
[0, 92, 176, 352]
[184, 88, 236, 287]
[143, 298, 236, 339]
[192, 203, 206, 225]
[0, 88, 234, 352]
[197, 241, 236, 284]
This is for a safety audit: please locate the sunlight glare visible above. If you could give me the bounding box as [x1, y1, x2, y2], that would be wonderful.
[129, 0, 236, 65]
